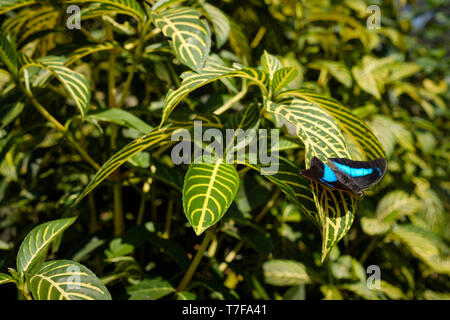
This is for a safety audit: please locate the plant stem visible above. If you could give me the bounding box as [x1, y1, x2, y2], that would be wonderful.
[107, 25, 125, 236]
[162, 198, 174, 239]
[213, 80, 248, 115]
[18, 82, 100, 170]
[176, 229, 215, 293]
[117, 27, 146, 108]
[219, 189, 281, 272]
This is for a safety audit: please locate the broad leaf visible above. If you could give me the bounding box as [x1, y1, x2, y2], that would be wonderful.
[67, 0, 146, 25]
[313, 60, 352, 88]
[86, 109, 153, 134]
[271, 67, 298, 96]
[17, 217, 77, 274]
[152, 6, 211, 73]
[276, 90, 386, 160]
[183, 157, 239, 235]
[160, 56, 268, 125]
[201, 3, 230, 48]
[20, 56, 91, 121]
[263, 260, 311, 286]
[266, 98, 357, 261]
[0, 32, 19, 76]
[261, 50, 282, 80]
[26, 260, 111, 300]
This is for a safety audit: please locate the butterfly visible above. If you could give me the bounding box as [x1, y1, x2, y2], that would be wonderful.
[300, 157, 387, 197]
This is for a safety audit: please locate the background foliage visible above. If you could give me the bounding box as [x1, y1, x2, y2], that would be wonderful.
[0, 0, 449, 300]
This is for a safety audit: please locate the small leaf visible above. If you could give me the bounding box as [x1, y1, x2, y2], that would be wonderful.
[202, 3, 230, 48]
[0, 273, 15, 285]
[261, 50, 282, 80]
[86, 109, 153, 134]
[17, 217, 77, 275]
[263, 260, 311, 286]
[127, 278, 175, 300]
[152, 7, 211, 73]
[26, 260, 111, 300]
[271, 67, 298, 96]
[183, 157, 239, 235]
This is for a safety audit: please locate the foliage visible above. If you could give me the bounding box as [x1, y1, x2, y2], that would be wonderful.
[0, 0, 448, 300]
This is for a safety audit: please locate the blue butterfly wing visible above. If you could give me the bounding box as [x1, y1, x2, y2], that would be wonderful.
[327, 158, 387, 190]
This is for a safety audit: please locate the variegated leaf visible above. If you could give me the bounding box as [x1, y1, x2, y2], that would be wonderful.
[160, 57, 268, 125]
[201, 3, 230, 48]
[183, 157, 239, 235]
[0, 273, 15, 285]
[17, 217, 77, 274]
[151, 6, 211, 73]
[265, 98, 356, 261]
[72, 126, 180, 207]
[66, 41, 118, 66]
[241, 157, 318, 228]
[389, 225, 450, 275]
[0, 32, 19, 76]
[263, 260, 311, 286]
[67, 0, 145, 25]
[261, 50, 282, 80]
[2, 5, 59, 45]
[276, 90, 386, 160]
[26, 260, 111, 300]
[0, 0, 37, 14]
[20, 56, 91, 121]
[271, 67, 298, 96]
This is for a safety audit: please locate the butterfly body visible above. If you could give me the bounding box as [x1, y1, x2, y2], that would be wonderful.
[300, 157, 387, 197]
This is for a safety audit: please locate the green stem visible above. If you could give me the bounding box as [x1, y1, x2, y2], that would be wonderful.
[213, 80, 248, 115]
[107, 25, 125, 236]
[176, 229, 215, 293]
[162, 198, 174, 239]
[18, 81, 100, 170]
[117, 27, 147, 108]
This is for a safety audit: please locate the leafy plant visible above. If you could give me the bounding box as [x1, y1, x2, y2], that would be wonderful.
[0, 0, 448, 300]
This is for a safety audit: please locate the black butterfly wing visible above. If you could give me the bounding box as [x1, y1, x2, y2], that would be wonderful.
[300, 157, 359, 194]
[327, 158, 387, 190]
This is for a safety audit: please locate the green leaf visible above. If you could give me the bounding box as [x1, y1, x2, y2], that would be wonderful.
[152, 6, 211, 73]
[0, 0, 37, 15]
[265, 98, 357, 261]
[271, 67, 298, 96]
[313, 60, 352, 88]
[72, 126, 180, 206]
[0, 273, 15, 285]
[67, 0, 146, 25]
[105, 238, 134, 259]
[389, 225, 450, 275]
[261, 50, 282, 80]
[242, 157, 318, 227]
[66, 41, 118, 66]
[263, 260, 311, 286]
[26, 260, 111, 300]
[17, 217, 77, 274]
[86, 109, 153, 134]
[160, 56, 268, 125]
[351, 55, 396, 99]
[0, 32, 19, 76]
[177, 290, 196, 300]
[20, 56, 91, 121]
[276, 90, 386, 160]
[201, 3, 230, 48]
[183, 156, 239, 235]
[127, 278, 175, 300]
